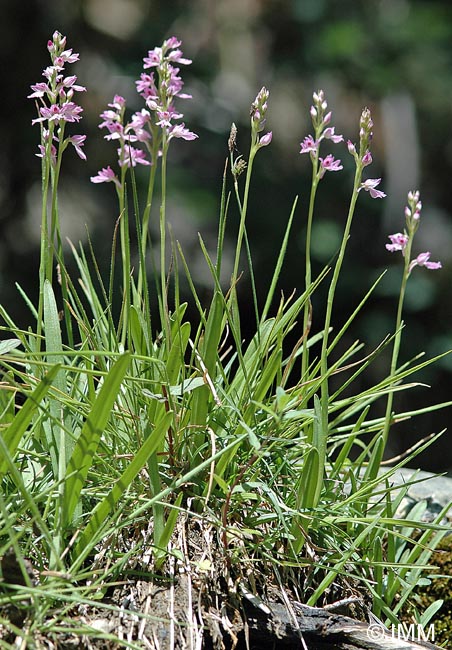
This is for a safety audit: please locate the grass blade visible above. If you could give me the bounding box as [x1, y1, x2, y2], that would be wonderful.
[63, 353, 131, 527]
[0, 364, 61, 478]
[74, 410, 173, 559]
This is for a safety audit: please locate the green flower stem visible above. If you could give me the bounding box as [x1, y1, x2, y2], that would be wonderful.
[37, 123, 55, 350]
[381, 238, 413, 453]
[230, 151, 260, 332]
[159, 137, 171, 345]
[301, 152, 320, 381]
[228, 139, 258, 337]
[118, 160, 129, 347]
[303, 161, 363, 506]
[137, 135, 160, 299]
[231, 147, 257, 291]
[319, 162, 364, 426]
[47, 124, 66, 283]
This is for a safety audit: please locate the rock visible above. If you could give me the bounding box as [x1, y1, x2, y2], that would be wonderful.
[378, 467, 452, 524]
[240, 600, 442, 650]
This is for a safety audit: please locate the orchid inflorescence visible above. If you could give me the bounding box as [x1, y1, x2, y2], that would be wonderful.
[91, 36, 198, 187]
[250, 86, 273, 148]
[298, 91, 441, 273]
[348, 107, 386, 198]
[386, 190, 441, 274]
[299, 91, 385, 198]
[29, 34, 442, 282]
[299, 90, 344, 179]
[28, 30, 87, 165]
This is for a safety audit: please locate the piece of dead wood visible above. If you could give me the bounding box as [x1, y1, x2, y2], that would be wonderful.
[240, 600, 442, 650]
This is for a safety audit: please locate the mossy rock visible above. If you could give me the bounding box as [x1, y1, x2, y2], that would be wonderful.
[402, 535, 452, 646]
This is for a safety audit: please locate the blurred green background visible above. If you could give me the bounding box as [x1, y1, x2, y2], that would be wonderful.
[2, 0, 452, 470]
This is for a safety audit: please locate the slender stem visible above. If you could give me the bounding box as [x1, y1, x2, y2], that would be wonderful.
[301, 154, 320, 380]
[47, 124, 66, 284]
[159, 138, 171, 344]
[381, 239, 412, 450]
[118, 162, 129, 347]
[138, 136, 160, 298]
[304, 176, 318, 294]
[320, 163, 363, 421]
[228, 141, 258, 340]
[215, 158, 229, 279]
[231, 147, 257, 289]
[37, 124, 55, 350]
[321, 166, 362, 366]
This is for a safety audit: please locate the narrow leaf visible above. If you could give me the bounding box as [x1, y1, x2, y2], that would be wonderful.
[0, 364, 61, 477]
[154, 491, 184, 570]
[43, 279, 67, 472]
[63, 353, 130, 526]
[0, 339, 22, 355]
[74, 410, 172, 557]
[299, 447, 320, 509]
[166, 320, 190, 385]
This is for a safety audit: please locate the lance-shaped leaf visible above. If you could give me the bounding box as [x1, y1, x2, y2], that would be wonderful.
[74, 410, 173, 558]
[62, 353, 130, 526]
[0, 364, 61, 478]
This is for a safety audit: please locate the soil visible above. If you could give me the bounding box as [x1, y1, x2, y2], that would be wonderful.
[1, 512, 445, 649]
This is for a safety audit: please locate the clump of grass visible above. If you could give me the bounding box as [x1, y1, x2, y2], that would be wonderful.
[0, 30, 451, 646]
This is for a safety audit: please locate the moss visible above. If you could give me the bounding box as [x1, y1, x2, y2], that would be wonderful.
[401, 535, 452, 646]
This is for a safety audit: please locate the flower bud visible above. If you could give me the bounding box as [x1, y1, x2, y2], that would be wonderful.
[313, 90, 323, 103]
[359, 107, 374, 152]
[250, 86, 270, 133]
[362, 151, 372, 166]
[258, 131, 273, 147]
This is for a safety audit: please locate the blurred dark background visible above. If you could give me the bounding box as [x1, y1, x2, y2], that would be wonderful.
[2, 0, 452, 470]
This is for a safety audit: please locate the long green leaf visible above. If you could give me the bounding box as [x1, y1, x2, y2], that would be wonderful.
[68, 241, 112, 350]
[129, 305, 151, 357]
[299, 447, 320, 510]
[43, 280, 64, 371]
[261, 195, 298, 324]
[63, 353, 131, 526]
[43, 279, 68, 475]
[0, 364, 61, 478]
[74, 410, 173, 557]
[190, 290, 224, 463]
[154, 491, 184, 570]
[307, 516, 381, 605]
[330, 405, 370, 477]
[311, 393, 328, 506]
[166, 320, 190, 385]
